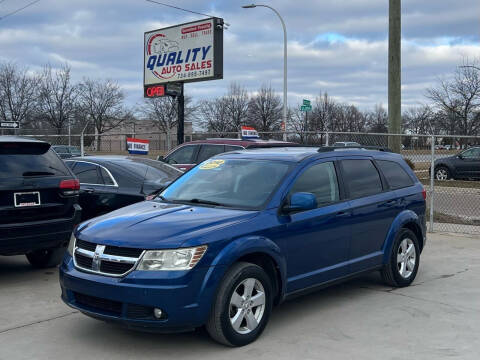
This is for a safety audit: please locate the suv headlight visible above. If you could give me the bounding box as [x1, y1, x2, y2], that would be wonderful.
[67, 233, 76, 256]
[137, 246, 207, 271]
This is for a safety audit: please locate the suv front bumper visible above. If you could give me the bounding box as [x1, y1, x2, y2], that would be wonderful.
[59, 255, 226, 331]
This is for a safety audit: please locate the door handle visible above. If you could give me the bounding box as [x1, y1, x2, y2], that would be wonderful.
[83, 188, 95, 194]
[380, 199, 397, 208]
[336, 211, 350, 218]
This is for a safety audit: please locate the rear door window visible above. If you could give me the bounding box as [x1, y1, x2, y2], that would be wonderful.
[341, 159, 383, 198]
[376, 160, 413, 189]
[197, 145, 225, 163]
[0, 142, 69, 178]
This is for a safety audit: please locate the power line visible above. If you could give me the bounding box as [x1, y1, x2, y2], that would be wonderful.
[0, 0, 41, 21]
[145, 0, 215, 19]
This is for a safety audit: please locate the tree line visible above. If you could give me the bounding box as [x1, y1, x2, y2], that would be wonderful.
[1, 59, 479, 142]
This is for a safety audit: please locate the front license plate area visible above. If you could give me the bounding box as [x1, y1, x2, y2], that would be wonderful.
[14, 192, 41, 207]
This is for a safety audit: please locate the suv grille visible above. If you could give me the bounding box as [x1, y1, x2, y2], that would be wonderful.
[73, 239, 144, 277]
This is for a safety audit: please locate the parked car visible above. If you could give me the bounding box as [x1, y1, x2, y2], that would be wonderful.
[432, 147, 480, 180]
[332, 141, 361, 147]
[65, 156, 183, 220]
[52, 145, 83, 159]
[60, 147, 426, 346]
[0, 136, 81, 268]
[157, 138, 299, 171]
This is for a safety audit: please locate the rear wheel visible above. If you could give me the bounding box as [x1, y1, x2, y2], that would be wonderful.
[381, 228, 420, 287]
[206, 262, 273, 347]
[26, 246, 66, 268]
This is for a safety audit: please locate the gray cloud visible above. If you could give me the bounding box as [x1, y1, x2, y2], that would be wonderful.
[0, 0, 478, 111]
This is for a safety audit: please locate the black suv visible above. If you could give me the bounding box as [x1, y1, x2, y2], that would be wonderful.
[433, 147, 480, 180]
[0, 137, 82, 268]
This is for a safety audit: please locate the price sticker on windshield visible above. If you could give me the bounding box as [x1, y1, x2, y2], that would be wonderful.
[199, 159, 225, 170]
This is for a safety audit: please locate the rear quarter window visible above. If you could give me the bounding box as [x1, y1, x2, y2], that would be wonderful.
[341, 159, 383, 198]
[376, 160, 414, 189]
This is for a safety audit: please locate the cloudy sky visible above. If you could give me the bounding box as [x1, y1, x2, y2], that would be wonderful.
[0, 0, 479, 110]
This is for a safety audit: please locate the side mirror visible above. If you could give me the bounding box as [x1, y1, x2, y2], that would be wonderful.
[157, 155, 165, 162]
[457, 154, 464, 160]
[283, 192, 317, 213]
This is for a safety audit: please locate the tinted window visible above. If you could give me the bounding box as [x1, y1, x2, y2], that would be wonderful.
[341, 159, 383, 198]
[225, 145, 244, 152]
[112, 161, 170, 183]
[53, 146, 67, 153]
[197, 145, 225, 163]
[290, 162, 339, 207]
[73, 162, 101, 184]
[377, 160, 413, 189]
[0, 143, 68, 178]
[167, 145, 197, 164]
[100, 167, 115, 185]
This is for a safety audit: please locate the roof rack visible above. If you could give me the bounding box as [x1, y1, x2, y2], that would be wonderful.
[317, 145, 393, 153]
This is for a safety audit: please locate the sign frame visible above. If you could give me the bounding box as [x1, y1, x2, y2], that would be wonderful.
[143, 17, 224, 96]
[0, 121, 20, 129]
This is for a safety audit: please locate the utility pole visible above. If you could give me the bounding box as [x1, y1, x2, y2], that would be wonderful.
[176, 83, 185, 146]
[388, 0, 402, 153]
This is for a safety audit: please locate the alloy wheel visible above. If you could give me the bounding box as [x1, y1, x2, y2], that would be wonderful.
[229, 278, 266, 334]
[397, 238, 416, 279]
[435, 168, 448, 180]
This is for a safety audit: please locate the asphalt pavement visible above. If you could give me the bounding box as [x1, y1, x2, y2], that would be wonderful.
[1, 232, 479, 360]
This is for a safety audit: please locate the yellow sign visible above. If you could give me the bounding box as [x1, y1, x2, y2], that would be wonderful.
[199, 159, 225, 170]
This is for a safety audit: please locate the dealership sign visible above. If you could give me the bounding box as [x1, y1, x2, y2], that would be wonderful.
[127, 138, 149, 155]
[144, 17, 223, 95]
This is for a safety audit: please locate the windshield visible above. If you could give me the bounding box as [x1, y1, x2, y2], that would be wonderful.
[161, 158, 292, 209]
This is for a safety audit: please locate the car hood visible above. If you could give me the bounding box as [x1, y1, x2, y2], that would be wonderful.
[76, 201, 258, 249]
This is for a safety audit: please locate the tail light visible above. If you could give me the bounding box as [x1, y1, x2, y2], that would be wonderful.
[422, 187, 426, 200]
[60, 179, 80, 196]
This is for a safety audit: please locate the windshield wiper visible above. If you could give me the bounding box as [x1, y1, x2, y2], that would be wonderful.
[184, 198, 224, 206]
[23, 171, 55, 176]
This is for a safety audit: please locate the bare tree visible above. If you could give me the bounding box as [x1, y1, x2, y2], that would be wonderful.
[78, 78, 125, 149]
[139, 96, 195, 150]
[247, 84, 282, 132]
[37, 64, 77, 134]
[426, 59, 480, 137]
[366, 104, 388, 133]
[309, 92, 336, 132]
[224, 82, 249, 131]
[0, 62, 38, 128]
[288, 106, 309, 143]
[197, 97, 233, 134]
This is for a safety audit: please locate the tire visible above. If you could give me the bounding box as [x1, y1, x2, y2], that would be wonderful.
[26, 246, 67, 269]
[435, 166, 450, 180]
[381, 228, 420, 287]
[206, 262, 273, 347]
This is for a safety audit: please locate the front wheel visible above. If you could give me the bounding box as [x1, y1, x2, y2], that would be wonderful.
[26, 247, 66, 268]
[435, 166, 450, 180]
[206, 262, 273, 347]
[381, 228, 420, 287]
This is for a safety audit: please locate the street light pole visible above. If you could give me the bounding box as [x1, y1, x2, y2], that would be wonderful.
[242, 4, 287, 141]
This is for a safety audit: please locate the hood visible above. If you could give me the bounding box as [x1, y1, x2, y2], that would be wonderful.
[76, 201, 258, 249]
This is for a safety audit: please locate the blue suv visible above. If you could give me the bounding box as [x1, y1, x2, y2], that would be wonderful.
[60, 147, 426, 346]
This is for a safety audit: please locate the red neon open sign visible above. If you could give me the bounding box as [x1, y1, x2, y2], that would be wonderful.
[145, 85, 165, 98]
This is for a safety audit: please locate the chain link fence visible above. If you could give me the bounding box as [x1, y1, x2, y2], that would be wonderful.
[12, 130, 480, 236]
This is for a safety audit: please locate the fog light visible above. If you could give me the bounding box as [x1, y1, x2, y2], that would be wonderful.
[153, 308, 163, 319]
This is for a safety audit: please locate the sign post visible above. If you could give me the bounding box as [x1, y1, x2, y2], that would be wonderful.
[144, 17, 224, 145]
